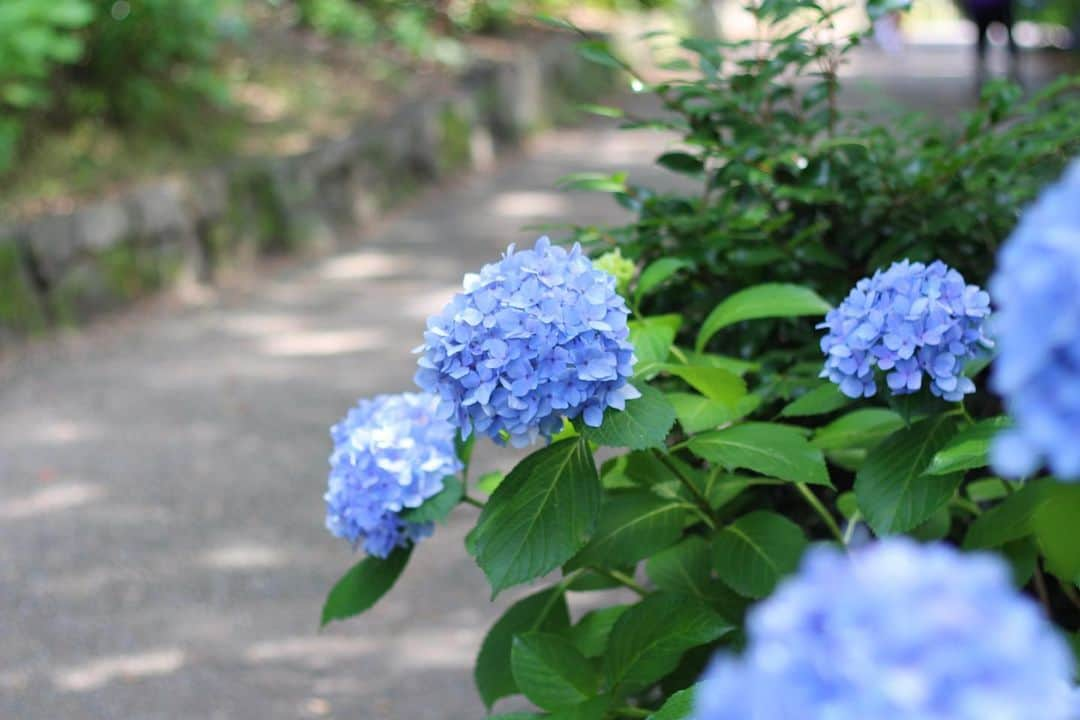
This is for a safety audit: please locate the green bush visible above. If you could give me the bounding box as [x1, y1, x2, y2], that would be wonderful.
[71, 0, 232, 130]
[296, 0, 377, 40]
[0, 0, 94, 171]
[565, 1, 1080, 356]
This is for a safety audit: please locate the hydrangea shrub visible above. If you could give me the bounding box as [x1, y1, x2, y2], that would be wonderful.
[319, 4, 1080, 717]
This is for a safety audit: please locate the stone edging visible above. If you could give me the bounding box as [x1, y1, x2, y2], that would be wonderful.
[0, 31, 614, 345]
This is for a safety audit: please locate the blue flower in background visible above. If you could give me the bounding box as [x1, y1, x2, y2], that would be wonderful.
[818, 259, 991, 400]
[325, 392, 462, 558]
[694, 539, 1076, 720]
[414, 236, 638, 447]
[991, 160, 1080, 480]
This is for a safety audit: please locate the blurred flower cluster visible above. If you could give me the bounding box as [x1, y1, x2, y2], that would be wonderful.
[991, 160, 1080, 480]
[819, 259, 991, 400]
[324, 393, 461, 558]
[695, 539, 1077, 720]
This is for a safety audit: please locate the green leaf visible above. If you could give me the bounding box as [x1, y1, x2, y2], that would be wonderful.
[557, 171, 627, 193]
[511, 632, 600, 711]
[854, 416, 960, 535]
[46, 1, 95, 26]
[568, 605, 629, 658]
[567, 569, 631, 592]
[630, 316, 680, 371]
[470, 438, 601, 596]
[549, 697, 611, 720]
[696, 284, 832, 351]
[675, 350, 759, 376]
[925, 416, 1012, 475]
[578, 103, 625, 118]
[399, 476, 462, 524]
[688, 422, 831, 487]
[713, 511, 807, 598]
[888, 389, 948, 426]
[699, 473, 783, 512]
[579, 39, 626, 70]
[909, 507, 951, 541]
[656, 151, 704, 176]
[812, 409, 905, 451]
[646, 536, 743, 620]
[667, 392, 761, 435]
[320, 546, 411, 627]
[456, 432, 476, 469]
[1002, 538, 1039, 587]
[476, 471, 504, 496]
[963, 481, 1050, 549]
[568, 490, 687, 569]
[635, 258, 693, 306]
[1033, 483, 1080, 582]
[646, 537, 713, 600]
[582, 383, 676, 450]
[605, 594, 732, 691]
[780, 383, 853, 418]
[649, 687, 695, 720]
[662, 364, 748, 405]
[476, 587, 571, 708]
[966, 477, 1015, 503]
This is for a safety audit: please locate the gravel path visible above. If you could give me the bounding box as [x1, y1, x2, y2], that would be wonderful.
[0, 115, 669, 720]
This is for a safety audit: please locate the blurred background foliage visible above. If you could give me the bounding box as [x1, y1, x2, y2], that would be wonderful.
[0, 0, 680, 213]
[1, 0, 1079, 214]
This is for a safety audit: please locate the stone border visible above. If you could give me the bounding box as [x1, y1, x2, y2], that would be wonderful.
[0, 31, 614, 345]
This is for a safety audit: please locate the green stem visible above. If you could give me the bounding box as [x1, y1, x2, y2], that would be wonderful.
[842, 509, 861, 546]
[795, 483, 844, 543]
[1033, 561, 1053, 618]
[592, 566, 650, 597]
[613, 708, 651, 719]
[1060, 578, 1080, 612]
[950, 496, 982, 516]
[652, 449, 716, 529]
[461, 495, 485, 509]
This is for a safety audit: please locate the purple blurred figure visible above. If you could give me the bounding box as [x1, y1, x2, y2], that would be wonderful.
[963, 0, 1020, 85]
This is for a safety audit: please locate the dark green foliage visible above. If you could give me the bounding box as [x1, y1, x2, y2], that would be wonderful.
[0, 0, 94, 171]
[73, 0, 231, 130]
[569, 4, 1080, 355]
[0, 0, 233, 176]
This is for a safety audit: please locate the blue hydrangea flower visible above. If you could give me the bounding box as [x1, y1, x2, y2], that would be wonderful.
[990, 160, 1080, 480]
[695, 539, 1077, 720]
[325, 392, 462, 558]
[818, 260, 991, 400]
[414, 236, 639, 447]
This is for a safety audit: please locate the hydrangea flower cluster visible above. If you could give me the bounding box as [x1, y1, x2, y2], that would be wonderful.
[990, 160, 1080, 480]
[414, 236, 639, 447]
[694, 539, 1077, 720]
[818, 259, 991, 400]
[325, 392, 462, 558]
